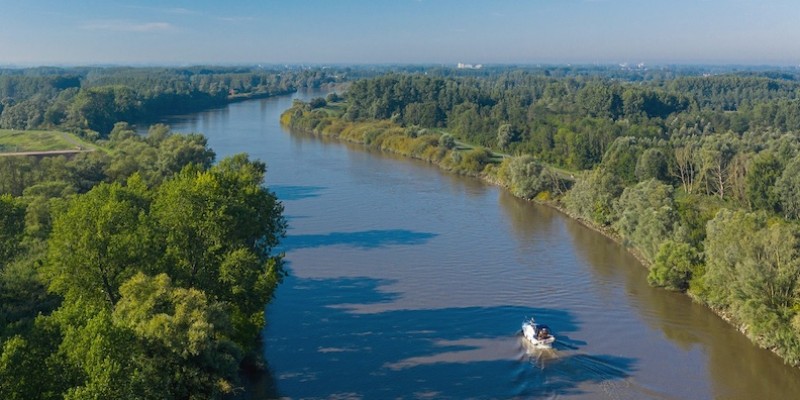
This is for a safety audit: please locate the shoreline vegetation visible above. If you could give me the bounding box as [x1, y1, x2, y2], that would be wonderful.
[5, 64, 800, 397]
[0, 66, 390, 399]
[1, 121, 287, 398]
[281, 79, 800, 367]
[0, 66, 348, 141]
[0, 66, 385, 398]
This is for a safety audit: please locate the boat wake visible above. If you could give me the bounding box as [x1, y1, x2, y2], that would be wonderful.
[515, 330, 678, 399]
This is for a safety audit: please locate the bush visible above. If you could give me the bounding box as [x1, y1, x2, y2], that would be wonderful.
[325, 92, 342, 103]
[563, 168, 624, 226]
[439, 133, 456, 150]
[458, 148, 492, 174]
[308, 97, 327, 109]
[647, 240, 699, 291]
[613, 179, 676, 261]
[499, 156, 549, 199]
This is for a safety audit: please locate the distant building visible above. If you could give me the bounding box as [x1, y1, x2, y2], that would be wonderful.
[457, 63, 483, 70]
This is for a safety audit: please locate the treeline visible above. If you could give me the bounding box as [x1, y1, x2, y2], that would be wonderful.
[285, 70, 800, 366]
[341, 73, 800, 168]
[282, 97, 503, 178]
[0, 66, 342, 137]
[0, 124, 286, 399]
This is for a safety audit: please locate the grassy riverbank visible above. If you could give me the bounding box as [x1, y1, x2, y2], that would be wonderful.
[0, 129, 97, 153]
[282, 99, 800, 367]
[281, 101, 568, 192]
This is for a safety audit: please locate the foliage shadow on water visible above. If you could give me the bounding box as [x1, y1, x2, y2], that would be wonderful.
[279, 229, 438, 251]
[269, 185, 327, 201]
[253, 274, 637, 399]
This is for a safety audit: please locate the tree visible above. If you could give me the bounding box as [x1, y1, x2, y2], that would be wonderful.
[746, 151, 782, 213]
[308, 97, 327, 109]
[404, 102, 443, 127]
[23, 180, 75, 240]
[54, 304, 140, 400]
[499, 156, 550, 199]
[576, 82, 623, 119]
[776, 155, 800, 219]
[66, 152, 111, 194]
[439, 133, 456, 150]
[151, 154, 285, 349]
[112, 273, 241, 398]
[0, 97, 48, 130]
[564, 167, 624, 226]
[635, 148, 669, 182]
[647, 240, 700, 291]
[497, 123, 519, 151]
[145, 123, 171, 146]
[613, 179, 676, 261]
[701, 209, 800, 315]
[601, 137, 643, 185]
[700, 209, 759, 308]
[68, 86, 141, 135]
[105, 138, 159, 184]
[155, 133, 215, 181]
[108, 122, 137, 143]
[699, 133, 739, 199]
[700, 209, 800, 361]
[0, 194, 25, 266]
[0, 316, 74, 400]
[45, 176, 156, 307]
[325, 92, 342, 103]
[456, 148, 492, 175]
[672, 142, 701, 194]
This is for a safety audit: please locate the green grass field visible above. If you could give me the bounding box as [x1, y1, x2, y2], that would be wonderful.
[0, 129, 95, 153]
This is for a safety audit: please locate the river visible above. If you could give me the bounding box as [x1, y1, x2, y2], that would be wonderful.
[149, 90, 800, 399]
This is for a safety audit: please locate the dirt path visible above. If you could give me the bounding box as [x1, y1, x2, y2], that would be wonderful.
[0, 149, 95, 157]
[59, 132, 84, 148]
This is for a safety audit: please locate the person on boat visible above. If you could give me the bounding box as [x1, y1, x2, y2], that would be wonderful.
[537, 327, 550, 340]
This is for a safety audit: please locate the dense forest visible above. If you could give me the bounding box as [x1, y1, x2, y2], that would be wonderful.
[6, 64, 800, 397]
[282, 67, 800, 366]
[0, 122, 286, 398]
[0, 66, 345, 137]
[0, 64, 441, 399]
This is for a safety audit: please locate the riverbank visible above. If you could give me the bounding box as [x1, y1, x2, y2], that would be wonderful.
[228, 89, 296, 103]
[280, 105, 649, 266]
[280, 102, 800, 368]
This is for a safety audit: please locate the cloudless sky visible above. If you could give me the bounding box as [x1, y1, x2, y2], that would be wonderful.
[0, 0, 798, 66]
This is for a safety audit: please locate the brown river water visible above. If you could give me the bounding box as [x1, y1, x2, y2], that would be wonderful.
[149, 90, 800, 399]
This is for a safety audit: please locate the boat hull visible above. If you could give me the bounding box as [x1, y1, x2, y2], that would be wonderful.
[522, 322, 555, 348]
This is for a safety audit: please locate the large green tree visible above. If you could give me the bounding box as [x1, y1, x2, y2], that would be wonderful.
[151, 154, 285, 349]
[613, 179, 677, 261]
[0, 194, 25, 266]
[776, 155, 800, 219]
[701, 209, 800, 362]
[45, 175, 156, 307]
[746, 151, 782, 213]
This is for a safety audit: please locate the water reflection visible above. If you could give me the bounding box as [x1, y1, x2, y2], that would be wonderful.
[280, 229, 438, 251]
[286, 127, 492, 202]
[270, 184, 327, 201]
[562, 209, 800, 399]
[157, 90, 800, 399]
[261, 274, 637, 399]
[497, 189, 558, 241]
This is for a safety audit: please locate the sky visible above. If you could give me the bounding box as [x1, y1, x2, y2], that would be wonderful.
[0, 0, 798, 66]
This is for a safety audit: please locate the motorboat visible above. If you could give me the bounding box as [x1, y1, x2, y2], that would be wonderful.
[522, 319, 555, 348]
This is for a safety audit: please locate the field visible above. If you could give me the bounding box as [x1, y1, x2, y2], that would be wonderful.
[0, 129, 94, 153]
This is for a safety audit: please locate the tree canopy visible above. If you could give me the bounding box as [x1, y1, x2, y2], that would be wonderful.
[1, 123, 285, 399]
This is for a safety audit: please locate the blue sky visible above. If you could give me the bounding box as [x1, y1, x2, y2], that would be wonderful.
[1, 0, 798, 66]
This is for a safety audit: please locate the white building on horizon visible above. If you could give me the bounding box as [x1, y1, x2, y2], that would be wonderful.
[457, 62, 483, 69]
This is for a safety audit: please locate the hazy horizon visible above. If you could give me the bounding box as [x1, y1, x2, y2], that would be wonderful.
[2, 0, 799, 66]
